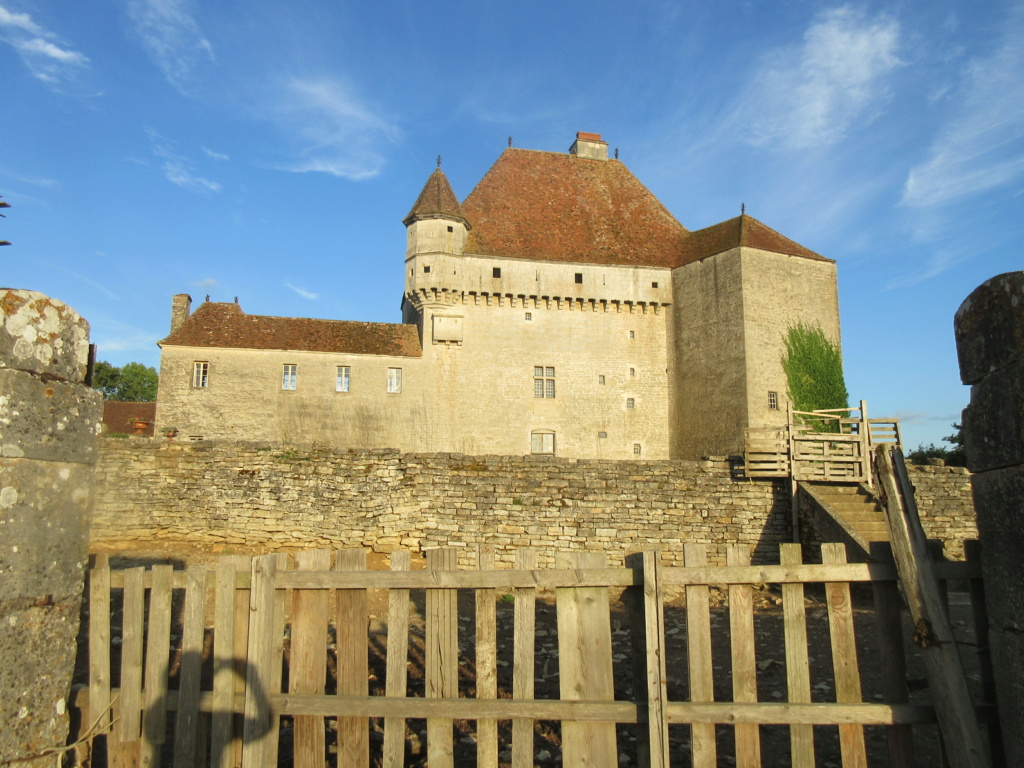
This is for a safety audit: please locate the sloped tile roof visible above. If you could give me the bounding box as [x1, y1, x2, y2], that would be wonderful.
[159, 302, 423, 357]
[677, 214, 830, 266]
[403, 167, 470, 227]
[461, 149, 689, 267]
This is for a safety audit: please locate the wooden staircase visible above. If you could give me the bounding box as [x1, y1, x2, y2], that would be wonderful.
[801, 482, 889, 553]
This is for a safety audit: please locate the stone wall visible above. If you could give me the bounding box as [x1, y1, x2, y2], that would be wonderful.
[0, 290, 102, 766]
[91, 440, 791, 566]
[906, 464, 977, 559]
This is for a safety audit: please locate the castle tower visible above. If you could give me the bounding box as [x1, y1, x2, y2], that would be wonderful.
[403, 165, 470, 261]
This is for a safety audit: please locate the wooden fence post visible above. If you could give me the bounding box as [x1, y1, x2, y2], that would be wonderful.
[512, 548, 537, 768]
[426, 548, 458, 767]
[475, 545, 499, 768]
[335, 548, 369, 767]
[290, 550, 330, 768]
[382, 551, 411, 768]
[242, 555, 278, 768]
[625, 551, 668, 768]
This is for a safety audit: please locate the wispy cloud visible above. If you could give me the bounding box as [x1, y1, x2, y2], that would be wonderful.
[735, 6, 901, 150]
[901, 6, 1024, 207]
[192, 277, 217, 287]
[202, 146, 229, 161]
[144, 126, 222, 193]
[286, 283, 319, 300]
[266, 77, 399, 180]
[127, 0, 214, 92]
[0, 4, 90, 89]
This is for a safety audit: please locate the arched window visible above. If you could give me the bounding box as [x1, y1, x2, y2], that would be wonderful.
[530, 430, 555, 455]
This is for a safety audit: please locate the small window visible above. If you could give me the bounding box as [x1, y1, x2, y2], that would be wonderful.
[447, 225, 454, 233]
[336, 366, 350, 393]
[387, 367, 403, 394]
[531, 431, 555, 455]
[493, 267, 501, 278]
[652, 281, 658, 288]
[629, 330, 635, 339]
[574, 273, 583, 284]
[534, 366, 555, 398]
[525, 312, 532, 321]
[598, 431, 607, 439]
[626, 397, 635, 409]
[423, 265, 431, 273]
[768, 391, 779, 410]
[630, 367, 636, 377]
[282, 364, 297, 391]
[633, 443, 642, 456]
[598, 375, 606, 385]
[192, 362, 209, 388]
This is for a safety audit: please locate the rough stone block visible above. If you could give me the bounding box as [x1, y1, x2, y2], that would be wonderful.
[0, 290, 91, 381]
[0, 369, 102, 462]
[962, 360, 1024, 472]
[955, 271, 1024, 385]
[969, 465, 1024, 631]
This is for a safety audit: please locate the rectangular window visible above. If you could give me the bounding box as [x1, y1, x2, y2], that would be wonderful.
[492, 267, 501, 278]
[626, 397, 635, 409]
[633, 443, 642, 456]
[525, 312, 532, 321]
[768, 391, 779, 410]
[652, 281, 659, 288]
[423, 265, 431, 273]
[531, 431, 555, 454]
[630, 367, 636, 377]
[446, 225, 454, 233]
[598, 375, 606, 385]
[574, 272, 583, 284]
[387, 367, 403, 394]
[282, 364, 297, 391]
[336, 366, 351, 392]
[598, 431, 607, 439]
[534, 366, 555, 398]
[192, 362, 209, 388]
[629, 330, 635, 339]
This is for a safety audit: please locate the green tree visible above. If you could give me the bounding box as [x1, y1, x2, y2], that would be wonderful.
[92, 361, 159, 401]
[907, 423, 967, 467]
[781, 322, 849, 432]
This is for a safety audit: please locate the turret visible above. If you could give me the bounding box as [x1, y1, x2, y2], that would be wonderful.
[403, 164, 470, 260]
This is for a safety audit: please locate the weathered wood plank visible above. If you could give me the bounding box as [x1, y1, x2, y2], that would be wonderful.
[727, 546, 761, 768]
[242, 555, 278, 768]
[382, 551, 411, 768]
[475, 545, 498, 768]
[780, 543, 814, 768]
[290, 550, 330, 768]
[174, 566, 209, 768]
[230, 555, 251, 768]
[877, 446, 989, 768]
[335, 548, 369, 768]
[512, 548, 537, 768]
[89, 556, 112, 735]
[211, 558, 238, 768]
[141, 565, 173, 768]
[557, 551, 617, 768]
[265, 553, 289, 765]
[868, 542, 916, 767]
[966, 540, 1003, 767]
[112, 567, 145, 768]
[821, 543, 867, 768]
[624, 551, 668, 768]
[426, 548, 458, 768]
[684, 543, 717, 768]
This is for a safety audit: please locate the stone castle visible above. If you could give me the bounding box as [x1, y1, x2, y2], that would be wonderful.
[154, 132, 841, 459]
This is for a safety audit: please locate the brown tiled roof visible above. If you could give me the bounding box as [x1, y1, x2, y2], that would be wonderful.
[403, 167, 469, 227]
[102, 401, 157, 436]
[159, 303, 422, 357]
[461, 149, 689, 267]
[677, 214, 829, 266]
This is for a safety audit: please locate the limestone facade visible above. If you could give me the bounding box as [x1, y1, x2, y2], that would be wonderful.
[156, 132, 841, 459]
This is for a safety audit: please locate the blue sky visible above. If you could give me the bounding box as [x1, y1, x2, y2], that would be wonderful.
[3, 0, 1022, 449]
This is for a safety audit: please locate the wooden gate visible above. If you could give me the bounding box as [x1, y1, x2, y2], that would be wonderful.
[74, 542, 993, 768]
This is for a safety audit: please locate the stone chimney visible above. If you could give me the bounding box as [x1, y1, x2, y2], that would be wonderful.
[170, 294, 192, 334]
[569, 131, 608, 161]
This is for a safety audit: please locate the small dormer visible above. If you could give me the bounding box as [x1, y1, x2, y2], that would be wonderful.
[403, 165, 471, 260]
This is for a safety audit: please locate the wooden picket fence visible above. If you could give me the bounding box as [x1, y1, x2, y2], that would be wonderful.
[74, 542, 994, 768]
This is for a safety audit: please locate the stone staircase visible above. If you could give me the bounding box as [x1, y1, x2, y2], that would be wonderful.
[802, 482, 889, 553]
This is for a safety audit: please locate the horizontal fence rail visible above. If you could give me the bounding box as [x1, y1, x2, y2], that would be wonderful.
[75, 542, 992, 768]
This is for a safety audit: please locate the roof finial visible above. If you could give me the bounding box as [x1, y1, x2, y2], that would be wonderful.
[741, 202, 746, 216]
[436, 155, 441, 168]
[508, 136, 512, 147]
[615, 148, 619, 160]
[234, 296, 238, 304]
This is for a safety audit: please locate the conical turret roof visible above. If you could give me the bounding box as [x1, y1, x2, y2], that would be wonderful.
[403, 167, 470, 228]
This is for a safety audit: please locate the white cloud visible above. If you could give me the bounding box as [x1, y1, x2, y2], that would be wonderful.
[266, 77, 399, 180]
[192, 277, 217, 287]
[0, 4, 89, 89]
[143, 126, 222, 193]
[901, 10, 1024, 207]
[127, 0, 214, 92]
[737, 6, 901, 150]
[286, 283, 319, 300]
[202, 146, 229, 161]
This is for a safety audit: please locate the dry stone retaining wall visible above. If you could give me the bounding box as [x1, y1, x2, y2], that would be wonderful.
[907, 464, 977, 559]
[92, 440, 792, 566]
